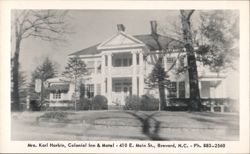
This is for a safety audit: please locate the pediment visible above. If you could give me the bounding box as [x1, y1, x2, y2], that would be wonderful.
[97, 32, 145, 50]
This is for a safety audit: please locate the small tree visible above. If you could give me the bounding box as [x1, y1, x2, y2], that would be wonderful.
[29, 57, 57, 105]
[146, 61, 170, 110]
[62, 56, 87, 111]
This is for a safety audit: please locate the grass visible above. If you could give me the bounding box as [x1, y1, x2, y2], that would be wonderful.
[11, 110, 239, 141]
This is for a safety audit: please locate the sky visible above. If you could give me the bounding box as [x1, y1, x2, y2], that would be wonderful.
[17, 10, 199, 81]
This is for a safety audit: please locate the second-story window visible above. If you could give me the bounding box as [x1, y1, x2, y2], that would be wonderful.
[97, 61, 101, 73]
[113, 57, 132, 67]
[86, 61, 95, 74]
[105, 55, 108, 66]
[115, 59, 122, 67]
[123, 59, 128, 66]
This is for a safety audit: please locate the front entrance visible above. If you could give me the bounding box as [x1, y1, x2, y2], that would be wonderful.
[112, 78, 132, 105]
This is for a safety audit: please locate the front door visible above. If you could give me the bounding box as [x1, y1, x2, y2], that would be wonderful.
[123, 86, 132, 96]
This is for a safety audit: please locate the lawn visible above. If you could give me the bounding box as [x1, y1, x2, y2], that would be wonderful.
[11, 110, 239, 141]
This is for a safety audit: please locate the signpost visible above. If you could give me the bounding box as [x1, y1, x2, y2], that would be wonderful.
[35, 79, 42, 93]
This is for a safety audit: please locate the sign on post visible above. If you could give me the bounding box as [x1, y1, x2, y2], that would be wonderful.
[35, 79, 42, 93]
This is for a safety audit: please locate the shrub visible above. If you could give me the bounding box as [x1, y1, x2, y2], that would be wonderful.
[124, 95, 141, 111]
[77, 98, 92, 110]
[92, 95, 108, 110]
[124, 95, 160, 111]
[141, 94, 159, 111]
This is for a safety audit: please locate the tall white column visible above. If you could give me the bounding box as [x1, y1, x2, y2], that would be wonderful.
[107, 53, 112, 104]
[139, 52, 144, 96]
[132, 51, 138, 95]
[101, 54, 106, 95]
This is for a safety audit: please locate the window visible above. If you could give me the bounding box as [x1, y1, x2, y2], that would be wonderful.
[129, 58, 132, 66]
[115, 59, 122, 67]
[167, 57, 175, 63]
[168, 82, 177, 98]
[179, 82, 185, 98]
[105, 55, 108, 66]
[179, 57, 185, 67]
[123, 59, 128, 66]
[114, 57, 132, 67]
[97, 61, 101, 73]
[85, 61, 95, 74]
[53, 91, 61, 99]
[86, 84, 94, 98]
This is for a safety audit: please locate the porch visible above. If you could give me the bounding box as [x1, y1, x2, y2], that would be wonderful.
[111, 77, 132, 106]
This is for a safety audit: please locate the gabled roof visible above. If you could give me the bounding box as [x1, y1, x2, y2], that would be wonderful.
[97, 31, 145, 50]
[69, 34, 183, 56]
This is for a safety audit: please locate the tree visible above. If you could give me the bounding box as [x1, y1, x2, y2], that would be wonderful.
[62, 56, 87, 111]
[196, 10, 239, 72]
[180, 10, 201, 111]
[29, 57, 57, 104]
[12, 10, 69, 111]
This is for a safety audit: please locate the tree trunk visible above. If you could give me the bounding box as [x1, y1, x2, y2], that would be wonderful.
[74, 76, 77, 111]
[157, 57, 166, 110]
[12, 37, 21, 111]
[40, 78, 44, 106]
[180, 10, 201, 111]
[158, 81, 166, 110]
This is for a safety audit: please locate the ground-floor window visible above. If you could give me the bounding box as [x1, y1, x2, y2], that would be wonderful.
[86, 84, 94, 98]
[179, 81, 186, 98]
[168, 82, 177, 98]
[168, 81, 186, 98]
[53, 91, 61, 99]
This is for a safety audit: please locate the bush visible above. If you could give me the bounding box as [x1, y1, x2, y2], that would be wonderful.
[141, 95, 159, 111]
[92, 95, 108, 110]
[124, 95, 141, 111]
[77, 98, 92, 110]
[124, 95, 160, 111]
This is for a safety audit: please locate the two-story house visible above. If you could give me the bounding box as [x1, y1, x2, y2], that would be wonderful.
[46, 21, 238, 109]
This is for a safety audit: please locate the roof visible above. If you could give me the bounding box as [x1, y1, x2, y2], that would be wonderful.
[46, 77, 70, 83]
[134, 34, 183, 50]
[69, 34, 183, 56]
[47, 84, 70, 92]
[69, 44, 100, 56]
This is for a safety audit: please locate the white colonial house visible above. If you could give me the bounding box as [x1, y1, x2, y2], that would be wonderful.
[46, 22, 239, 109]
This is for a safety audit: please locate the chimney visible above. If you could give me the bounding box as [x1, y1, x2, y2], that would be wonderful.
[150, 20, 157, 35]
[117, 24, 125, 32]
